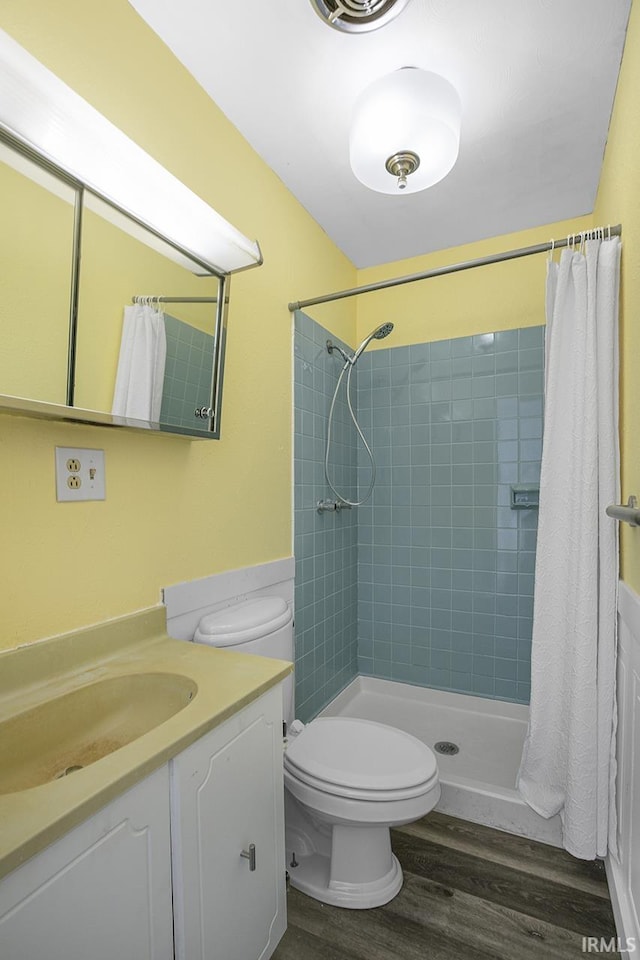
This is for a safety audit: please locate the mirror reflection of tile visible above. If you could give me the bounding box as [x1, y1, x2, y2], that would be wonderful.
[160, 314, 214, 430]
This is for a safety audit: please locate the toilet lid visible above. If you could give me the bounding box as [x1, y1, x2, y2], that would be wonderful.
[285, 717, 437, 792]
[194, 597, 291, 646]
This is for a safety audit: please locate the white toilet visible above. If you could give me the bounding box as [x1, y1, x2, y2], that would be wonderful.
[193, 596, 440, 909]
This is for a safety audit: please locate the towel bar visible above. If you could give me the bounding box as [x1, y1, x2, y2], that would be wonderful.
[606, 496, 640, 527]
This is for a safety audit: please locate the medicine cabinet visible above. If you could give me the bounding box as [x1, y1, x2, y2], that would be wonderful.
[0, 29, 262, 440]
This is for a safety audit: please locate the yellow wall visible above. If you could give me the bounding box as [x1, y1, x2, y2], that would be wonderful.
[354, 215, 593, 349]
[0, 160, 74, 403]
[0, 0, 356, 650]
[595, 0, 640, 591]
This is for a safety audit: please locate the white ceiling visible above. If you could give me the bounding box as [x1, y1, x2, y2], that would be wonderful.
[129, 0, 631, 269]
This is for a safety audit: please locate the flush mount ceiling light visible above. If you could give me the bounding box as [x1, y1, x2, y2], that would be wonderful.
[310, 0, 412, 34]
[350, 67, 462, 195]
[0, 28, 261, 275]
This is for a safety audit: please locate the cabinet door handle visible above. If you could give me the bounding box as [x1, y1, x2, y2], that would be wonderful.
[240, 843, 256, 871]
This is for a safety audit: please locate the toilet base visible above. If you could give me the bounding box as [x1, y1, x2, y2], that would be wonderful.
[285, 792, 406, 909]
[288, 849, 403, 909]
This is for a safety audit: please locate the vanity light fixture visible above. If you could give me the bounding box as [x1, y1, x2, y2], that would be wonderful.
[310, 0, 412, 33]
[0, 28, 262, 275]
[349, 67, 462, 195]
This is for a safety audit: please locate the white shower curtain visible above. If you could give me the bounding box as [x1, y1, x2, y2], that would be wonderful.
[112, 302, 167, 422]
[517, 236, 621, 860]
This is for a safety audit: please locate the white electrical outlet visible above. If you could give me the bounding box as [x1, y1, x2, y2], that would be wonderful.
[55, 447, 106, 502]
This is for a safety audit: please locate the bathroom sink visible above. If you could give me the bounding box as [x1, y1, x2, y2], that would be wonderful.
[0, 672, 197, 794]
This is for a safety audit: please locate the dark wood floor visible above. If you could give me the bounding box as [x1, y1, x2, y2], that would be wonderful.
[273, 812, 619, 960]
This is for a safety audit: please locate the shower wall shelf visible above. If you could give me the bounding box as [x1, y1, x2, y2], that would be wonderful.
[510, 484, 539, 510]
[606, 496, 640, 527]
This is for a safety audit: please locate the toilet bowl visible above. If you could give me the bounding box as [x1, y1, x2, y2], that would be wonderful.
[193, 596, 440, 909]
[284, 716, 440, 908]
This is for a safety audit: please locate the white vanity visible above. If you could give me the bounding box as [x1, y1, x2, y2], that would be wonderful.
[0, 610, 290, 960]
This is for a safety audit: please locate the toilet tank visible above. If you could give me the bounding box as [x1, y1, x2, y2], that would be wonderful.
[193, 597, 294, 727]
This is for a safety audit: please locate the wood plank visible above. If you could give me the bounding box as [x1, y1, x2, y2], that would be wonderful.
[398, 814, 608, 893]
[397, 812, 609, 898]
[386, 869, 611, 960]
[391, 831, 617, 938]
[280, 884, 500, 960]
[273, 920, 362, 960]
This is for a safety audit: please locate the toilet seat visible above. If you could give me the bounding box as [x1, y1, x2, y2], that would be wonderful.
[284, 763, 438, 802]
[284, 717, 438, 801]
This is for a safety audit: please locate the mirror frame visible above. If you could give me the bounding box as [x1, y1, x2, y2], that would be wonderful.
[0, 125, 230, 440]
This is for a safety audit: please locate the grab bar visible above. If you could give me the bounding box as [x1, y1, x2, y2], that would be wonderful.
[606, 496, 640, 527]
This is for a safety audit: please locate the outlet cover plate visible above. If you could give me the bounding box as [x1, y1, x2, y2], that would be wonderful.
[55, 447, 106, 502]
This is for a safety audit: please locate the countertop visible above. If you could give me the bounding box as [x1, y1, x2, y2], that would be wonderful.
[0, 606, 292, 879]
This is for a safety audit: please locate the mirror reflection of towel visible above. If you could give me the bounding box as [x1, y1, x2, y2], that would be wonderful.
[112, 303, 167, 422]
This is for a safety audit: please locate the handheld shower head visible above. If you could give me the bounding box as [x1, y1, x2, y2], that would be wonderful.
[352, 322, 395, 363]
[324, 321, 395, 507]
[374, 322, 394, 340]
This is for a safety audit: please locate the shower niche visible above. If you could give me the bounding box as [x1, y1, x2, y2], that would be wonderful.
[0, 130, 229, 439]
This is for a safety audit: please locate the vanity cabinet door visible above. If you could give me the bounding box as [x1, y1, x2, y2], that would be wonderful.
[171, 684, 286, 960]
[0, 765, 173, 960]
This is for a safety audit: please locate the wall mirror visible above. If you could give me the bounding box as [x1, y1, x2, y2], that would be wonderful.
[0, 130, 228, 439]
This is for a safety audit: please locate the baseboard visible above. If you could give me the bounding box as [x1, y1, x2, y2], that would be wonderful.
[606, 856, 638, 960]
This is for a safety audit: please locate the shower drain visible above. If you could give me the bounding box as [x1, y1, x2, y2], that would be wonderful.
[434, 741, 459, 756]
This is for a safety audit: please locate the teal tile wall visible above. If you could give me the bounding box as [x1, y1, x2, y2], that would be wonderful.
[160, 314, 214, 430]
[294, 311, 359, 721]
[356, 327, 543, 703]
[294, 316, 543, 716]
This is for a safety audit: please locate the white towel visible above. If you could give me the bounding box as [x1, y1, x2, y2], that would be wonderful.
[112, 303, 167, 422]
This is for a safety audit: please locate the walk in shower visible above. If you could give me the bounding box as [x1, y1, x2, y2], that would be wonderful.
[293, 307, 561, 842]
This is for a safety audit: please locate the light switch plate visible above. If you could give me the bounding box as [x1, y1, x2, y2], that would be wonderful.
[55, 447, 106, 502]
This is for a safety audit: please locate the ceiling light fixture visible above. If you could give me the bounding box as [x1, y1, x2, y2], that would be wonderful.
[350, 68, 462, 195]
[310, 0, 412, 34]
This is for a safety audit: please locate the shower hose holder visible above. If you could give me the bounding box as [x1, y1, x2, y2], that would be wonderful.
[317, 498, 352, 513]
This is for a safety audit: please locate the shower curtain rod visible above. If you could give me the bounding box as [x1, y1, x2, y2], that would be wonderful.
[287, 223, 622, 312]
[131, 295, 218, 304]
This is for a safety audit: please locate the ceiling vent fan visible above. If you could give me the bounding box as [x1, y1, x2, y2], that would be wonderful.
[309, 0, 412, 33]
